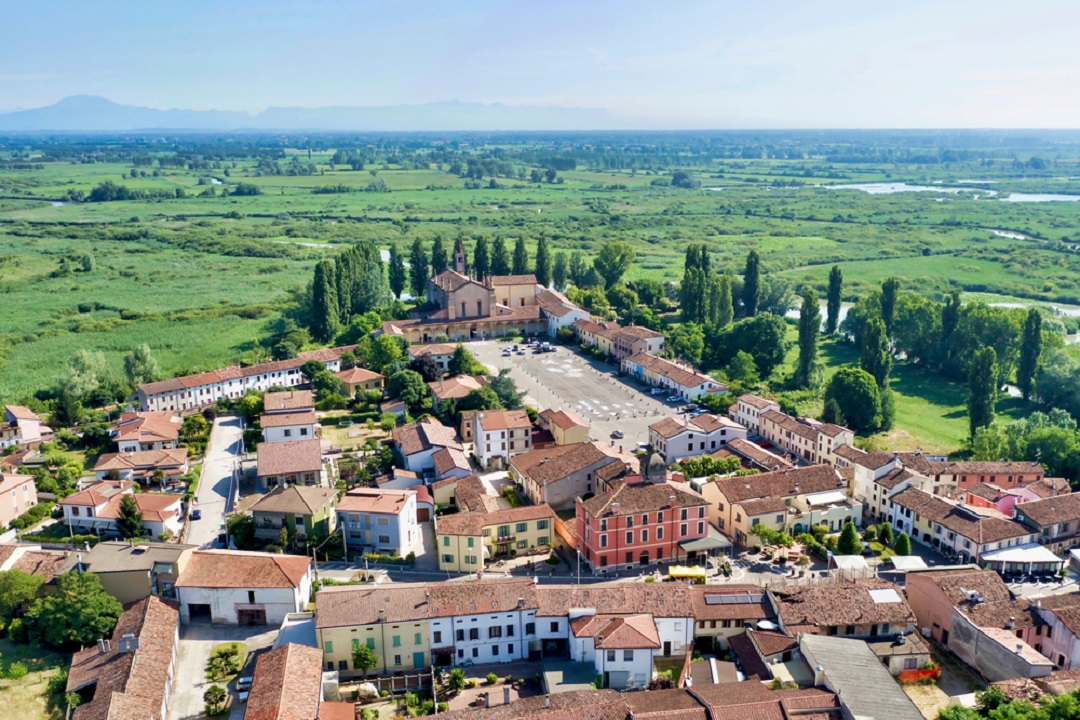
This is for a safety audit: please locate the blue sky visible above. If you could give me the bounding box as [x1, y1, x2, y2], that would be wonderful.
[3, 0, 1078, 127]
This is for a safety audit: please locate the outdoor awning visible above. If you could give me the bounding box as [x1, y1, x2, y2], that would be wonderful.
[805, 489, 849, 506]
[979, 543, 1063, 565]
[888, 555, 929, 572]
[680, 533, 732, 553]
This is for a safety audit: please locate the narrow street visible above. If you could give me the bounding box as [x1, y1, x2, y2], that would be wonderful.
[185, 415, 244, 548]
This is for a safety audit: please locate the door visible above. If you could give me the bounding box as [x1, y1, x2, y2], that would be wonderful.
[663, 641, 671, 657]
[237, 608, 267, 626]
[417, 507, 431, 522]
[187, 604, 212, 622]
[413, 652, 425, 670]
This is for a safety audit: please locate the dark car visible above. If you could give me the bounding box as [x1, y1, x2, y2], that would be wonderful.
[190, 508, 202, 521]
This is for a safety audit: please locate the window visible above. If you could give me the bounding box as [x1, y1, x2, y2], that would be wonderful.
[339, 659, 348, 670]
[751, 518, 760, 527]
[680, 524, 688, 537]
[456, 629, 464, 642]
[506, 625, 515, 637]
[284, 429, 293, 437]
[681, 509, 688, 520]
[657, 511, 664, 523]
[415, 633, 422, 644]
[517, 540, 527, 549]
[525, 622, 535, 635]
[248, 590, 256, 603]
[626, 531, 633, 544]
[656, 526, 663, 539]
[378, 535, 391, 545]
[467, 537, 475, 548]
[393, 635, 401, 647]
[623, 650, 633, 661]
[776, 515, 784, 524]
[492, 645, 499, 656]
[394, 655, 402, 666]
[300, 427, 309, 436]
[443, 536, 450, 547]
[881, 623, 889, 635]
[508, 643, 514, 654]
[489, 626, 502, 639]
[324, 641, 334, 653]
[434, 631, 442, 644]
[472, 648, 479, 658]
[641, 529, 648, 543]
[600, 535, 608, 548]
[377, 517, 389, 526]
[442, 554, 454, 564]
[367, 638, 375, 650]
[625, 517, 633, 529]
[537, 519, 548, 530]
[538, 536, 549, 546]
[517, 523, 528, 533]
[469, 628, 479, 640]
[697, 521, 704, 535]
[903, 658, 918, 670]
[607, 650, 616, 662]
[465, 555, 477, 565]
[550, 621, 559, 632]
[844, 625, 855, 636]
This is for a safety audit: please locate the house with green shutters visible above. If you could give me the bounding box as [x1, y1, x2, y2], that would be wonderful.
[249, 485, 338, 542]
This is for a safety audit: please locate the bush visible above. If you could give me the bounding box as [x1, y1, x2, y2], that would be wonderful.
[545, 553, 559, 566]
[466, 679, 478, 689]
[6, 661, 28, 680]
[7, 618, 28, 644]
[363, 552, 413, 565]
[8, 501, 55, 531]
[437, 703, 448, 713]
[486, 672, 498, 685]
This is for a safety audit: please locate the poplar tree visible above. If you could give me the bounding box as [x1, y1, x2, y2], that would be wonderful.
[312, 260, 340, 342]
[472, 236, 490, 279]
[534, 236, 552, 287]
[967, 346, 998, 439]
[408, 238, 428, 299]
[512, 237, 529, 275]
[861, 317, 892, 389]
[552, 252, 569, 291]
[430, 235, 448, 275]
[881, 277, 900, 336]
[490, 237, 510, 276]
[795, 289, 821, 389]
[1017, 308, 1042, 400]
[826, 265, 843, 334]
[388, 243, 407, 299]
[742, 250, 760, 317]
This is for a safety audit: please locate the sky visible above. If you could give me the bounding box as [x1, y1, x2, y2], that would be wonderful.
[3, 0, 1079, 128]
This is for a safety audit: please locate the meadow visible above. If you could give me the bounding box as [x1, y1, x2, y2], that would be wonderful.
[1, 130, 1077, 454]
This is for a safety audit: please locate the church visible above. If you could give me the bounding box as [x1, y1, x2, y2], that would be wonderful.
[380, 240, 587, 344]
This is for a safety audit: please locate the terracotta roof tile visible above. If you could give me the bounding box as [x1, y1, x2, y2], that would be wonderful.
[570, 613, 660, 649]
[408, 343, 457, 358]
[510, 442, 622, 487]
[250, 485, 337, 516]
[625, 353, 716, 391]
[774, 579, 915, 628]
[393, 417, 463, 456]
[723, 439, 792, 471]
[436, 504, 556, 537]
[334, 367, 383, 385]
[256, 439, 322, 477]
[579, 481, 706, 518]
[110, 412, 181, 445]
[690, 586, 773, 621]
[1016, 493, 1080, 527]
[476, 410, 532, 432]
[244, 643, 323, 720]
[489, 274, 537, 286]
[176, 550, 310, 589]
[93, 448, 188, 473]
[748, 629, 797, 655]
[891, 487, 1033, 544]
[12, 550, 67, 581]
[912, 567, 1013, 605]
[929, 460, 1045, 477]
[337, 488, 414, 515]
[710, 465, 844, 503]
[259, 409, 317, 428]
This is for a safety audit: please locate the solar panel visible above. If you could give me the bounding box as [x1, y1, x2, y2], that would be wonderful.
[704, 593, 764, 605]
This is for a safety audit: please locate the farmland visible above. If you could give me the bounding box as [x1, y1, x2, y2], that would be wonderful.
[1, 130, 1079, 453]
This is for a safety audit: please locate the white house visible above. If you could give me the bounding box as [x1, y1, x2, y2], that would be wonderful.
[648, 414, 747, 463]
[109, 412, 181, 453]
[0, 405, 50, 449]
[261, 410, 318, 443]
[175, 550, 313, 625]
[59, 480, 184, 539]
[336, 488, 419, 559]
[537, 290, 590, 336]
[621, 353, 725, 401]
[392, 417, 464, 476]
[472, 410, 533, 469]
[408, 344, 457, 373]
[728, 394, 780, 436]
[570, 612, 659, 689]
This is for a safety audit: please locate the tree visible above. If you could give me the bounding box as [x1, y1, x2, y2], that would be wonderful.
[409, 355, 442, 383]
[387, 370, 428, 412]
[668, 323, 705, 366]
[534, 236, 552, 287]
[860, 318, 892, 389]
[974, 686, 1009, 716]
[311, 260, 340, 343]
[836, 521, 861, 555]
[742, 250, 761, 317]
[552, 252, 569, 291]
[123, 344, 159, 386]
[226, 513, 256, 550]
[512, 237, 530, 275]
[388, 243, 407, 299]
[448, 345, 486, 376]
[448, 667, 467, 693]
[893, 532, 912, 556]
[795, 289, 821, 389]
[370, 335, 406, 374]
[824, 367, 881, 433]
[592, 241, 635, 289]
[489, 369, 525, 410]
[430, 236, 448, 276]
[825, 265, 842, 334]
[727, 351, 759, 385]
[352, 643, 379, 678]
[880, 278, 900, 336]
[490, 237, 511, 276]
[456, 386, 503, 416]
[877, 522, 894, 547]
[409, 238, 428, 298]
[607, 285, 638, 316]
[680, 267, 704, 323]
[64, 349, 107, 398]
[968, 346, 998, 440]
[568, 251, 587, 287]
[116, 494, 144, 539]
[821, 398, 843, 425]
[473, 236, 490, 280]
[0, 569, 43, 619]
[25, 571, 123, 648]
[1018, 309, 1042, 401]
[713, 274, 734, 328]
[204, 685, 227, 716]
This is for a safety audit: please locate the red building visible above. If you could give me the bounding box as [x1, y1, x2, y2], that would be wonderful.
[576, 480, 710, 573]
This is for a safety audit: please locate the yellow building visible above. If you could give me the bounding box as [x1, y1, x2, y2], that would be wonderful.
[335, 367, 385, 396]
[435, 504, 556, 572]
[537, 409, 590, 446]
[317, 586, 431, 676]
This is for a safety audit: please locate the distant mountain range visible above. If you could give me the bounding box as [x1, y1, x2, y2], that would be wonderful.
[0, 95, 647, 132]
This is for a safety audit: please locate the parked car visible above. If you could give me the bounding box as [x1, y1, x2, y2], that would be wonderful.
[611, 430, 625, 439]
[650, 388, 665, 396]
[190, 509, 202, 521]
[667, 395, 681, 403]
[237, 676, 254, 692]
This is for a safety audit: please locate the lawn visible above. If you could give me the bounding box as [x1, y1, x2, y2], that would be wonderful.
[0, 639, 69, 720]
[206, 641, 248, 684]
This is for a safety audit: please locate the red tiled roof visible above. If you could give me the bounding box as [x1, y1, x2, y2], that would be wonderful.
[570, 613, 660, 649]
[256, 439, 323, 477]
[338, 488, 415, 515]
[625, 353, 716, 390]
[510, 442, 622, 487]
[891, 487, 1033, 544]
[489, 274, 537, 286]
[436, 503, 556, 537]
[393, 417, 463, 456]
[334, 367, 383, 384]
[244, 643, 323, 720]
[93, 448, 188, 473]
[579, 480, 706, 518]
[259, 410, 317, 428]
[176, 551, 310, 589]
[711, 465, 844, 503]
[263, 390, 314, 412]
[1016, 492, 1080, 527]
[110, 412, 180, 444]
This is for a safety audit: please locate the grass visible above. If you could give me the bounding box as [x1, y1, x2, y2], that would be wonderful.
[0, 639, 69, 720]
[868, 541, 895, 561]
[206, 641, 248, 684]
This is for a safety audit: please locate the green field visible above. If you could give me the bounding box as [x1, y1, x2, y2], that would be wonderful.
[1, 131, 1078, 455]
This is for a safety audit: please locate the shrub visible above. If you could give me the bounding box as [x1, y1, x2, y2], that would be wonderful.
[504, 675, 514, 684]
[486, 672, 498, 685]
[437, 703, 448, 713]
[7, 618, 28, 644]
[466, 679, 478, 689]
[545, 553, 559, 566]
[7, 661, 28, 680]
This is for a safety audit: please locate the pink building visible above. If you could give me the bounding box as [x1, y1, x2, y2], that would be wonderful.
[576, 481, 710, 573]
[0, 473, 38, 528]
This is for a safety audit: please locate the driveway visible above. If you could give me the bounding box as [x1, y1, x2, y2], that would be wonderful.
[470, 342, 682, 451]
[186, 416, 244, 548]
[167, 623, 278, 720]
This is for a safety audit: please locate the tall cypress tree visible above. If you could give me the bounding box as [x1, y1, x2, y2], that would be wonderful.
[472, 236, 490, 279]
[939, 291, 961, 371]
[716, 274, 733, 328]
[512, 237, 529, 275]
[795, 289, 821, 389]
[681, 268, 703, 323]
[408, 238, 428, 299]
[861, 317, 892, 389]
[826, 265, 843, 334]
[742, 250, 760, 317]
[881, 277, 900, 336]
[552, 252, 569, 292]
[311, 259, 340, 342]
[334, 251, 352, 324]
[388, 243, 407, 299]
[967, 346, 998, 439]
[490, 237, 510, 276]
[430, 235, 448, 276]
[534, 236, 552, 287]
[1018, 308, 1042, 401]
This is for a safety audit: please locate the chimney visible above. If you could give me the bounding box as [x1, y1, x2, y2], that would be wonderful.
[378, 609, 386, 623]
[669, 495, 677, 508]
[1007, 616, 1015, 629]
[1016, 643, 1024, 655]
[425, 592, 431, 605]
[611, 502, 620, 515]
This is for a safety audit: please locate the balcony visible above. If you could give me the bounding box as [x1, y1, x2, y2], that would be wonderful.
[494, 535, 516, 544]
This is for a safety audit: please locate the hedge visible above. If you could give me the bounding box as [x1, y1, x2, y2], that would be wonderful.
[363, 552, 415, 565]
[8, 501, 55, 531]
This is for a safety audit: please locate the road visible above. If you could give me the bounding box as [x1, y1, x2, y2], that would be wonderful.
[186, 415, 244, 548]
